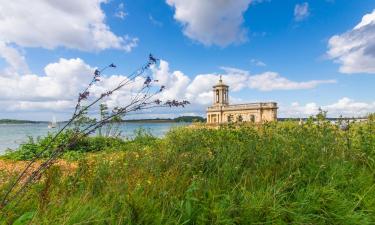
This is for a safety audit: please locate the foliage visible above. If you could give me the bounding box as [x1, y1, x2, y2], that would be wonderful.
[174, 116, 205, 123]
[0, 119, 40, 124]
[1, 117, 375, 224]
[2, 131, 126, 161]
[98, 103, 122, 137]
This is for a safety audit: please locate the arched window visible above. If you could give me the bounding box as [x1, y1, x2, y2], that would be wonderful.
[216, 90, 219, 103]
[227, 114, 233, 123]
[250, 115, 255, 122]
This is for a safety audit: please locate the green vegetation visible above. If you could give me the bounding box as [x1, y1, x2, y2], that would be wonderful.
[2, 131, 127, 161]
[0, 119, 42, 124]
[1, 115, 375, 224]
[173, 116, 206, 123]
[123, 116, 205, 123]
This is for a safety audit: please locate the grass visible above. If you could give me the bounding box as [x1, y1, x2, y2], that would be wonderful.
[0, 116, 374, 224]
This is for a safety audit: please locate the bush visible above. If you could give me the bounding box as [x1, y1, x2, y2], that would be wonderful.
[2, 130, 127, 160]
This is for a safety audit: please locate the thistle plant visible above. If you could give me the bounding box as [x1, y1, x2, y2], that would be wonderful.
[0, 54, 189, 209]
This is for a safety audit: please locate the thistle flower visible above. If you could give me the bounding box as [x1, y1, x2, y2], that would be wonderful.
[144, 76, 152, 86]
[78, 91, 90, 101]
[94, 69, 101, 77]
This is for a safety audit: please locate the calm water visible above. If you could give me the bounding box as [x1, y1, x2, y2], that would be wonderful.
[0, 122, 189, 154]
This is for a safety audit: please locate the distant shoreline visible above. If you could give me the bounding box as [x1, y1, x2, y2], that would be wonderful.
[0, 116, 206, 124]
[1, 116, 368, 124]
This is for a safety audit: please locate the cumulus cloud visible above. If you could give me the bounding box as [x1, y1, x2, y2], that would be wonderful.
[0, 42, 29, 75]
[8, 100, 75, 112]
[166, 0, 251, 46]
[281, 98, 375, 117]
[0, 58, 360, 119]
[0, 57, 337, 116]
[0, 58, 92, 104]
[0, 58, 152, 113]
[151, 61, 336, 105]
[327, 9, 375, 74]
[0, 0, 137, 52]
[0, 58, 132, 112]
[248, 72, 336, 91]
[294, 2, 310, 21]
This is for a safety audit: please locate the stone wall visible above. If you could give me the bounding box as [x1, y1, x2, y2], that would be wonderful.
[207, 107, 277, 124]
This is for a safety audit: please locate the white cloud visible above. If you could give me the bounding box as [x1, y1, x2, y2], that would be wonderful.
[149, 15, 163, 27]
[115, 3, 128, 20]
[248, 72, 336, 91]
[281, 97, 375, 117]
[151, 60, 336, 105]
[0, 42, 29, 75]
[327, 9, 375, 74]
[8, 100, 75, 112]
[294, 2, 310, 21]
[0, 58, 151, 113]
[250, 59, 266, 67]
[166, 0, 251, 46]
[0, 59, 359, 119]
[0, 0, 137, 52]
[0, 58, 92, 103]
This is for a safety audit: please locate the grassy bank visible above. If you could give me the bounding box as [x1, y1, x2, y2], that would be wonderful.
[1, 117, 375, 224]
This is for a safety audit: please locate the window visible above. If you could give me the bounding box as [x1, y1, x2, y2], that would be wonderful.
[227, 114, 233, 123]
[250, 115, 255, 122]
[216, 90, 219, 103]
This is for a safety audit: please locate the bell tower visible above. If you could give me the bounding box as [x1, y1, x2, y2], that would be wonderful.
[213, 76, 229, 106]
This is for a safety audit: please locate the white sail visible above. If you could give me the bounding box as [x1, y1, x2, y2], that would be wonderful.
[48, 116, 57, 128]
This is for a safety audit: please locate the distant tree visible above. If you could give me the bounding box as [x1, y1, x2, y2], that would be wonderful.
[316, 107, 327, 121]
[174, 116, 205, 123]
[98, 103, 122, 137]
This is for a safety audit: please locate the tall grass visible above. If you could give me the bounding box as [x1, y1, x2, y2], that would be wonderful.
[1, 118, 374, 224]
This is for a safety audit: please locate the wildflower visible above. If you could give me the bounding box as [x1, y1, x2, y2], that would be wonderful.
[94, 69, 100, 76]
[144, 76, 152, 86]
[149, 54, 157, 64]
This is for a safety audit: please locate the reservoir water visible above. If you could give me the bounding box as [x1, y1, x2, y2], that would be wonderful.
[0, 122, 189, 154]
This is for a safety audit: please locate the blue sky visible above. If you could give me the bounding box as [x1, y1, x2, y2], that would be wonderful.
[0, 0, 374, 120]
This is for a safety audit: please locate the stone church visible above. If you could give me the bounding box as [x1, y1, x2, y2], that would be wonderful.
[206, 77, 278, 124]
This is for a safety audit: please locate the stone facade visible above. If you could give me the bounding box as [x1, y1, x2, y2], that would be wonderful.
[206, 78, 278, 124]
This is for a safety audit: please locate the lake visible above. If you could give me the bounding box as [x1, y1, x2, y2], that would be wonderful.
[0, 122, 189, 154]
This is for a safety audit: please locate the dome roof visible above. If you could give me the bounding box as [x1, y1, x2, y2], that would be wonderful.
[213, 76, 229, 88]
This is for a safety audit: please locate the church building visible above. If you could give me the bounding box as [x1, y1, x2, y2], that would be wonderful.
[206, 77, 278, 124]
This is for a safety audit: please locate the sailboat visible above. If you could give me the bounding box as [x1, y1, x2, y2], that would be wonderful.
[48, 116, 57, 129]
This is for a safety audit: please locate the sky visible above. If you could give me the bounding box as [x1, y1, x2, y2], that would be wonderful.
[0, 0, 374, 120]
